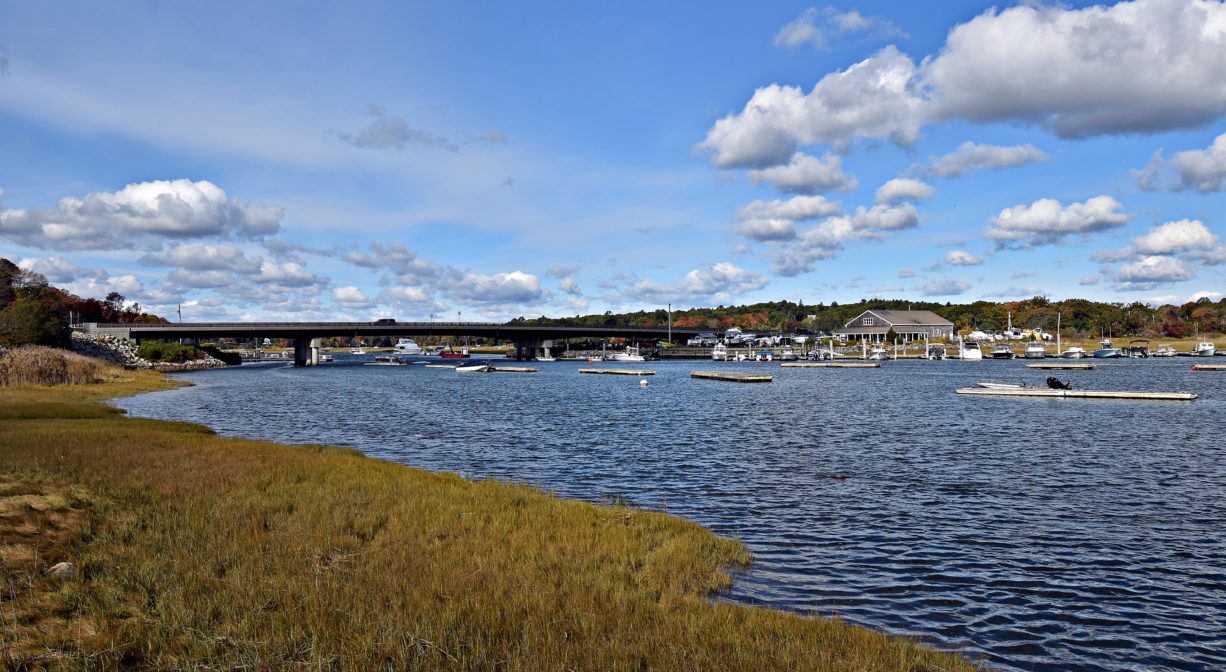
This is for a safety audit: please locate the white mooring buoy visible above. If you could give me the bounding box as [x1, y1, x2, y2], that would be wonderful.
[640, 379, 649, 387]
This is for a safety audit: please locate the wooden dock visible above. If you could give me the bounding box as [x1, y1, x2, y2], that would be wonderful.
[1026, 362, 1095, 370]
[956, 387, 1196, 401]
[491, 366, 538, 373]
[691, 371, 772, 383]
[579, 368, 656, 376]
[1191, 364, 1226, 371]
[781, 362, 880, 368]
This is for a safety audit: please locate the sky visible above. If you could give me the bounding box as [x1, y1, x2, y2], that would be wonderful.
[2, 0, 1225, 322]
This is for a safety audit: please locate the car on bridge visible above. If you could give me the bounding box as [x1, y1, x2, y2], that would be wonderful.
[374, 318, 397, 325]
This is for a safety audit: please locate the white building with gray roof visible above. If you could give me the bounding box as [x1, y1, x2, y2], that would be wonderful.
[834, 309, 955, 342]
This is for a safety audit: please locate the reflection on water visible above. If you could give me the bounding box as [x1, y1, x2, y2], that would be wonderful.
[116, 357, 1226, 672]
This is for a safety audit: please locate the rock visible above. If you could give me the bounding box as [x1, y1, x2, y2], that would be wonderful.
[47, 561, 77, 578]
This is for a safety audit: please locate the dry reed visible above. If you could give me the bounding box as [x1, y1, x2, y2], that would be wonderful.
[0, 346, 111, 387]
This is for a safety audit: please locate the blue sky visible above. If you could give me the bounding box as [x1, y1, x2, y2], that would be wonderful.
[2, 0, 1225, 321]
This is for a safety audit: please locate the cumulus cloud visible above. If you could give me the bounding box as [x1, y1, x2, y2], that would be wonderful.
[376, 286, 447, 312]
[698, 47, 924, 167]
[747, 153, 858, 193]
[985, 196, 1132, 248]
[733, 195, 843, 242]
[547, 265, 578, 278]
[140, 243, 263, 274]
[628, 262, 769, 304]
[251, 260, 321, 288]
[1116, 255, 1193, 290]
[875, 178, 933, 204]
[17, 256, 104, 283]
[898, 268, 916, 278]
[851, 202, 919, 230]
[336, 105, 458, 152]
[1080, 275, 1101, 286]
[920, 277, 971, 296]
[773, 7, 904, 50]
[343, 242, 450, 284]
[702, 1, 1226, 169]
[558, 277, 582, 295]
[1169, 132, 1226, 193]
[448, 271, 547, 306]
[771, 202, 919, 276]
[1133, 219, 1220, 255]
[1133, 149, 1166, 192]
[733, 219, 797, 242]
[0, 179, 282, 251]
[945, 250, 985, 266]
[927, 142, 1047, 178]
[332, 286, 375, 310]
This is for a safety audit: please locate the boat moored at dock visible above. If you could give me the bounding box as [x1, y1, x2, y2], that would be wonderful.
[1024, 342, 1048, 359]
[1194, 341, 1216, 357]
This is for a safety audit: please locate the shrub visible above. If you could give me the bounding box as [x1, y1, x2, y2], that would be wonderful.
[136, 341, 203, 363]
[0, 346, 109, 386]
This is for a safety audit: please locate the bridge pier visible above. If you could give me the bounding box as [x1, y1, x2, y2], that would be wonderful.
[511, 339, 555, 360]
[293, 338, 321, 366]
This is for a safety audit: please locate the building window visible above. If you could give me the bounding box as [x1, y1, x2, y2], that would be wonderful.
[863, 317, 874, 326]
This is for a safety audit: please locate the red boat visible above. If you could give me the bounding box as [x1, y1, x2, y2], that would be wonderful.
[438, 346, 470, 359]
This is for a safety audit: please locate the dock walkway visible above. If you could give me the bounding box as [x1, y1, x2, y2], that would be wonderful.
[691, 371, 772, 383]
[956, 387, 1196, 401]
[579, 368, 655, 376]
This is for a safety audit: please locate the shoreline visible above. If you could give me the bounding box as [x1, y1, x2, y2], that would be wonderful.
[0, 368, 979, 670]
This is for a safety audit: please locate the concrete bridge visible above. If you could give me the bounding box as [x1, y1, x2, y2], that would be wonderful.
[76, 321, 701, 366]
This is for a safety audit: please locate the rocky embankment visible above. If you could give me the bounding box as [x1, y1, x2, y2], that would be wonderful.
[70, 332, 229, 371]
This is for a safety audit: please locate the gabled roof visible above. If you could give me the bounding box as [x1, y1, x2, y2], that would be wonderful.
[847, 309, 953, 327]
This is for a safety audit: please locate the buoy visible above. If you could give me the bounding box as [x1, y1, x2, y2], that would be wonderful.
[588, 357, 593, 364]
[640, 379, 648, 387]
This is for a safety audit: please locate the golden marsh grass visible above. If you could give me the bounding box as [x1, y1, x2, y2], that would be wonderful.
[0, 369, 979, 670]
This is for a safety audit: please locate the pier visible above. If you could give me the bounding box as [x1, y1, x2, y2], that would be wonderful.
[781, 362, 880, 368]
[579, 369, 656, 376]
[691, 371, 772, 383]
[1191, 364, 1226, 371]
[1026, 362, 1095, 370]
[956, 387, 1197, 401]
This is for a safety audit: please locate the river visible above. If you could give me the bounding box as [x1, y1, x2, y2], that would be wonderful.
[115, 356, 1226, 671]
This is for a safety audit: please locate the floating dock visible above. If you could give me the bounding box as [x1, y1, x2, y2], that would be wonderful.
[956, 387, 1196, 401]
[579, 368, 656, 376]
[1192, 364, 1226, 371]
[781, 362, 880, 368]
[491, 366, 538, 373]
[1026, 362, 1096, 370]
[691, 371, 772, 383]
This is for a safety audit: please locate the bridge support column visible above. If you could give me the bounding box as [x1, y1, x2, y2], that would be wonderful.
[293, 337, 320, 366]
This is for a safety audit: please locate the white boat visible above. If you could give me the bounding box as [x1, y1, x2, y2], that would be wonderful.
[609, 345, 646, 362]
[927, 344, 947, 360]
[1024, 342, 1048, 359]
[319, 353, 334, 362]
[535, 355, 556, 362]
[778, 346, 798, 361]
[455, 361, 492, 373]
[866, 344, 889, 361]
[1153, 345, 1177, 357]
[1194, 341, 1216, 357]
[393, 338, 423, 355]
[976, 381, 1030, 390]
[711, 343, 728, 361]
[990, 343, 1015, 359]
[961, 341, 983, 361]
[348, 348, 368, 355]
[1060, 346, 1087, 359]
[365, 356, 405, 366]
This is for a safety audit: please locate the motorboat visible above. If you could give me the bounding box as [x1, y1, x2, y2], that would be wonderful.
[976, 381, 1031, 390]
[393, 338, 423, 356]
[927, 344, 947, 360]
[439, 346, 471, 359]
[1060, 346, 1087, 359]
[1124, 339, 1150, 358]
[608, 345, 646, 362]
[1152, 345, 1177, 357]
[1091, 346, 1121, 358]
[990, 343, 1015, 359]
[866, 344, 889, 361]
[365, 356, 405, 366]
[1024, 342, 1048, 359]
[711, 343, 728, 361]
[455, 361, 493, 373]
[778, 346, 799, 361]
[348, 348, 368, 355]
[960, 341, 983, 361]
[535, 355, 556, 362]
[1194, 341, 1216, 357]
[754, 349, 773, 362]
[318, 353, 334, 362]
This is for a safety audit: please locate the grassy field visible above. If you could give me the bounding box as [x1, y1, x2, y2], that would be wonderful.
[0, 366, 979, 670]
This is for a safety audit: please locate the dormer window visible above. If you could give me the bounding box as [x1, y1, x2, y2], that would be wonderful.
[863, 317, 874, 326]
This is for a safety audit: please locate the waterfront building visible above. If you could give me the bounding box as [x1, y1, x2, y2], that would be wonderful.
[834, 310, 955, 342]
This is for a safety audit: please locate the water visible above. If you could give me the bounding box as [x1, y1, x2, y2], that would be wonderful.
[115, 357, 1226, 671]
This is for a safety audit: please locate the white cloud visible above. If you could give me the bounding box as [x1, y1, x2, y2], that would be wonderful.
[875, 178, 933, 204]
[851, 202, 919, 230]
[945, 250, 984, 266]
[448, 271, 546, 305]
[898, 268, 916, 279]
[1080, 275, 1101, 286]
[1169, 132, 1226, 193]
[17, 256, 104, 283]
[0, 179, 282, 251]
[331, 286, 375, 310]
[773, 7, 905, 50]
[140, 243, 263, 274]
[733, 219, 797, 242]
[920, 277, 971, 296]
[702, 1, 1226, 169]
[772, 217, 860, 276]
[928, 142, 1047, 178]
[335, 105, 458, 152]
[251, 260, 321, 287]
[1134, 149, 1166, 192]
[1133, 219, 1220, 255]
[166, 269, 233, 289]
[1191, 290, 1225, 301]
[558, 277, 582, 295]
[343, 242, 450, 284]
[986, 196, 1132, 248]
[376, 286, 446, 312]
[628, 262, 769, 304]
[698, 47, 924, 167]
[747, 153, 858, 194]
[1116, 255, 1193, 290]
[737, 195, 841, 222]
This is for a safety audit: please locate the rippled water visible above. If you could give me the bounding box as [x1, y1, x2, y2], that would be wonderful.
[116, 357, 1226, 671]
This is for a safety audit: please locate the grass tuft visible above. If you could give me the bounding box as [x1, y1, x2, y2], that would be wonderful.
[0, 346, 113, 387]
